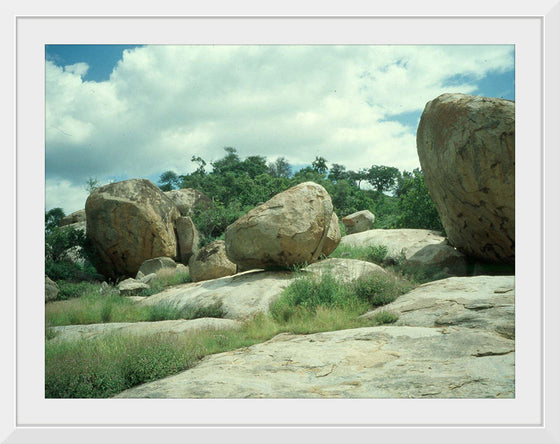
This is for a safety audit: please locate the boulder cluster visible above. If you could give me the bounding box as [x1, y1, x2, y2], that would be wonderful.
[48, 92, 515, 298]
[80, 179, 342, 284]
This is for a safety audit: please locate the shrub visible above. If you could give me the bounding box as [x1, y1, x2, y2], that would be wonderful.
[55, 281, 104, 300]
[371, 310, 399, 325]
[45, 334, 197, 398]
[353, 272, 413, 307]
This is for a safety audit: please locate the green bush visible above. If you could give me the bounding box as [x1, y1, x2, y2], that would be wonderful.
[353, 273, 413, 307]
[45, 334, 197, 398]
[371, 310, 399, 325]
[55, 281, 104, 300]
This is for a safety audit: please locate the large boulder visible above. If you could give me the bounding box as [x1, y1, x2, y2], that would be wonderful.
[189, 240, 237, 282]
[164, 188, 212, 216]
[321, 213, 341, 257]
[225, 182, 334, 269]
[45, 276, 59, 302]
[85, 179, 180, 279]
[403, 243, 469, 281]
[58, 209, 86, 227]
[342, 210, 375, 235]
[175, 216, 199, 265]
[417, 93, 515, 264]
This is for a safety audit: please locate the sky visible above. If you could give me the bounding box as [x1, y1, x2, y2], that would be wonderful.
[45, 44, 515, 214]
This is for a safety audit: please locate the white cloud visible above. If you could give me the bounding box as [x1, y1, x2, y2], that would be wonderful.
[64, 62, 89, 77]
[46, 179, 89, 213]
[45, 45, 514, 212]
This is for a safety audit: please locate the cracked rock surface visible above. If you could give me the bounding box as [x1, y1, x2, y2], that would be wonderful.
[114, 325, 514, 399]
[361, 276, 514, 339]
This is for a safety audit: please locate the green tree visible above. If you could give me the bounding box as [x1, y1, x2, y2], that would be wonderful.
[268, 157, 292, 178]
[367, 165, 400, 194]
[158, 171, 180, 191]
[45, 208, 65, 234]
[311, 156, 328, 176]
[84, 177, 100, 194]
[328, 163, 348, 182]
[395, 169, 444, 232]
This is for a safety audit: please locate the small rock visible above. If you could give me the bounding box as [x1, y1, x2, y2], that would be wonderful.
[118, 278, 149, 296]
[342, 210, 375, 234]
[138, 257, 177, 276]
[189, 240, 237, 282]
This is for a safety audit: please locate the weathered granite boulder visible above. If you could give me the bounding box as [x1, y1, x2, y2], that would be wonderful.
[175, 216, 199, 265]
[361, 275, 515, 339]
[225, 182, 333, 269]
[48, 318, 242, 343]
[417, 93, 515, 264]
[114, 325, 514, 399]
[164, 188, 212, 216]
[138, 257, 177, 277]
[340, 229, 445, 263]
[342, 210, 375, 235]
[85, 179, 180, 279]
[404, 243, 469, 280]
[58, 209, 86, 227]
[118, 278, 149, 296]
[45, 276, 59, 302]
[189, 240, 236, 282]
[321, 213, 341, 257]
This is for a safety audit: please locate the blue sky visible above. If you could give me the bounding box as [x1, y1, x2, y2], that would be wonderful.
[45, 45, 515, 213]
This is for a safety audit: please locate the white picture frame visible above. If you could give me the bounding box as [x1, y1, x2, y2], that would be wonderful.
[3, 1, 560, 443]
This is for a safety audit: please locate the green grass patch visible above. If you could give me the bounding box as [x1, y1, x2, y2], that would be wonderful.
[270, 270, 412, 323]
[329, 243, 389, 265]
[45, 303, 395, 398]
[46, 293, 190, 327]
[139, 267, 192, 296]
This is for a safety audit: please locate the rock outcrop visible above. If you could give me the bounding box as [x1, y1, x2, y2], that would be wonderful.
[164, 188, 212, 216]
[58, 209, 86, 227]
[189, 240, 236, 282]
[340, 229, 445, 263]
[137, 269, 294, 320]
[361, 276, 514, 340]
[417, 93, 515, 264]
[45, 276, 59, 302]
[114, 324, 514, 399]
[175, 216, 199, 265]
[85, 179, 180, 279]
[225, 182, 333, 269]
[321, 213, 341, 257]
[342, 210, 375, 235]
[404, 244, 469, 280]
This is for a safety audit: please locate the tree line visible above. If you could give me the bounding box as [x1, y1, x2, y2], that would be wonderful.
[157, 147, 444, 243]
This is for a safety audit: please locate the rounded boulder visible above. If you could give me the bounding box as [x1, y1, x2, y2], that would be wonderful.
[85, 179, 180, 279]
[417, 93, 515, 264]
[225, 182, 334, 269]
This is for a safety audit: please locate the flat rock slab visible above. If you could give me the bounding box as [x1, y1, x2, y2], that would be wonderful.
[114, 325, 514, 399]
[137, 259, 386, 319]
[340, 229, 445, 260]
[304, 258, 386, 283]
[48, 318, 242, 343]
[361, 276, 514, 339]
[137, 270, 294, 320]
